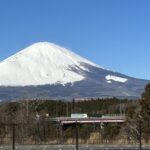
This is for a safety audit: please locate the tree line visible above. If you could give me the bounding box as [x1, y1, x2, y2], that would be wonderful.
[0, 83, 149, 144]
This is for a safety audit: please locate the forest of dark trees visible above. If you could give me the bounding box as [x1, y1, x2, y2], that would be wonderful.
[0, 83, 149, 145]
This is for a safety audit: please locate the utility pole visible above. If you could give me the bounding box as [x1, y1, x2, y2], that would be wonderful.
[75, 122, 79, 150]
[12, 124, 16, 150]
[55, 102, 58, 117]
[26, 99, 29, 122]
[66, 102, 68, 117]
[139, 120, 142, 150]
[119, 100, 122, 115]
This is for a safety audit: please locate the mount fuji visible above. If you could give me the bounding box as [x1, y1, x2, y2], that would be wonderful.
[0, 42, 149, 101]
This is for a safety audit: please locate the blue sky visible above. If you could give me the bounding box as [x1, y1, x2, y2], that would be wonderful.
[0, 0, 150, 80]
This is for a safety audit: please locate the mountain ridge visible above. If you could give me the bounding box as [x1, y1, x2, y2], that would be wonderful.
[0, 42, 149, 100]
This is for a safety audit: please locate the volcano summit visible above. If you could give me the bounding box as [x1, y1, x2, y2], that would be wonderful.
[0, 42, 149, 100]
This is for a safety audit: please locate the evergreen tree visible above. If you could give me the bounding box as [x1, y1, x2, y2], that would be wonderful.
[140, 83, 150, 141]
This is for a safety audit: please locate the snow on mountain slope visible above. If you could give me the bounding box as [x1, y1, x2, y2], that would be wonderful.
[0, 42, 101, 86]
[0, 42, 149, 100]
[105, 75, 128, 83]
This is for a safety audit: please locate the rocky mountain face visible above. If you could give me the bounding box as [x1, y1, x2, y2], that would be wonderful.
[0, 42, 149, 101]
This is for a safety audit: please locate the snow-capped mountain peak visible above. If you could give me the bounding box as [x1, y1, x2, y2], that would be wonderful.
[0, 42, 100, 86]
[0, 42, 149, 100]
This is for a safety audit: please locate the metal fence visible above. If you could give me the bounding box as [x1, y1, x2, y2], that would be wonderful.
[0, 122, 149, 150]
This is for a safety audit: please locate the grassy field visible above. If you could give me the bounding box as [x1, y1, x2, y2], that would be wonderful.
[0, 145, 150, 150]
